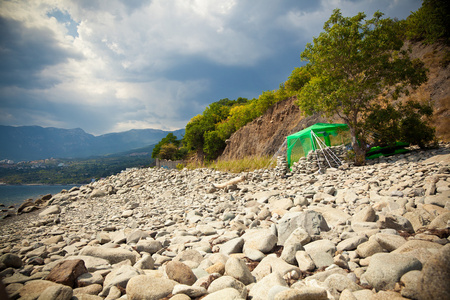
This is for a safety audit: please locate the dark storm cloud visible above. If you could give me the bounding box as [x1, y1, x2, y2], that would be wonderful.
[0, 16, 82, 89]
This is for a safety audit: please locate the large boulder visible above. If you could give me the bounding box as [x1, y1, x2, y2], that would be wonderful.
[99, 265, 141, 297]
[276, 211, 329, 245]
[45, 259, 88, 287]
[165, 261, 197, 285]
[224, 257, 255, 285]
[362, 253, 422, 291]
[0, 253, 23, 268]
[416, 244, 450, 300]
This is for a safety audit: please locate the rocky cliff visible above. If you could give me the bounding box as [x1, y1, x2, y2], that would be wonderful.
[220, 97, 329, 160]
[220, 41, 449, 160]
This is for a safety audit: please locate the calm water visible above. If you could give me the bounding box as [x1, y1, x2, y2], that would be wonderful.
[0, 185, 80, 208]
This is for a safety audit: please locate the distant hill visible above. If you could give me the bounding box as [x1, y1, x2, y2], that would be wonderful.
[0, 125, 184, 161]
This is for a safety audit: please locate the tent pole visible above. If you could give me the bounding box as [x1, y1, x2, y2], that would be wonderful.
[312, 131, 343, 166]
[311, 131, 332, 169]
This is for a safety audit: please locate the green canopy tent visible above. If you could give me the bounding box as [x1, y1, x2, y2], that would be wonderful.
[286, 123, 350, 168]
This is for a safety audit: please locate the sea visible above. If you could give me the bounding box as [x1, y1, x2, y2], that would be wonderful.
[0, 185, 80, 208]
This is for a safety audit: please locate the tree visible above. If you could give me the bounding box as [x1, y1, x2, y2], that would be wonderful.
[285, 66, 311, 92]
[404, 0, 450, 45]
[297, 9, 427, 165]
[158, 143, 179, 160]
[152, 133, 180, 159]
[365, 100, 436, 148]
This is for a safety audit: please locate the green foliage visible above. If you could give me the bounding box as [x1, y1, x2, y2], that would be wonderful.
[297, 9, 428, 165]
[152, 133, 180, 158]
[158, 143, 179, 160]
[152, 132, 187, 161]
[365, 101, 436, 148]
[183, 98, 253, 161]
[204, 130, 227, 160]
[398, 101, 436, 148]
[183, 87, 294, 161]
[404, 0, 450, 45]
[285, 67, 311, 92]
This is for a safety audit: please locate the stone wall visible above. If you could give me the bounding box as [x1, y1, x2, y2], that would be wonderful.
[278, 145, 348, 175]
[155, 158, 184, 169]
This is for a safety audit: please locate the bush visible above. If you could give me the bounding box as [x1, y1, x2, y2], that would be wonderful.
[365, 100, 436, 149]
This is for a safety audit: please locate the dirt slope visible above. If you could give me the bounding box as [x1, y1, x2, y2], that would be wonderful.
[220, 97, 328, 160]
[219, 41, 449, 160]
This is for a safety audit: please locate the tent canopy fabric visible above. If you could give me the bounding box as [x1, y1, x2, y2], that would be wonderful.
[286, 123, 349, 167]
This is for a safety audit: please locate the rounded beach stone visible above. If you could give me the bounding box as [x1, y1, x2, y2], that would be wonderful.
[135, 240, 163, 254]
[0, 253, 23, 268]
[248, 272, 287, 300]
[362, 253, 422, 291]
[274, 287, 327, 300]
[173, 249, 204, 267]
[206, 262, 225, 275]
[126, 275, 176, 300]
[203, 287, 245, 300]
[356, 239, 384, 258]
[219, 237, 245, 255]
[37, 284, 73, 300]
[324, 273, 361, 292]
[295, 250, 316, 272]
[133, 253, 155, 270]
[336, 235, 368, 252]
[243, 231, 278, 253]
[79, 246, 136, 264]
[207, 275, 247, 299]
[18, 280, 59, 299]
[73, 284, 103, 296]
[400, 270, 421, 299]
[170, 294, 191, 300]
[172, 284, 207, 298]
[374, 233, 406, 252]
[225, 257, 255, 285]
[38, 205, 61, 217]
[417, 243, 450, 300]
[100, 265, 141, 296]
[165, 261, 197, 285]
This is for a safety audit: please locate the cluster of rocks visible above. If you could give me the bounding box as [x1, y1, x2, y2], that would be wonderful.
[290, 145, 349, 175]
[1, 144, 449, 300]
[274, 155, 290, 178]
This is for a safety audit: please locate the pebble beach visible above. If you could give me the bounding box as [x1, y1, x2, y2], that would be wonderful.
[1, 145, 449, 300]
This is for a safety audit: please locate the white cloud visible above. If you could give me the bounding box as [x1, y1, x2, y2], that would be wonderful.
[0, 0, 422, 134]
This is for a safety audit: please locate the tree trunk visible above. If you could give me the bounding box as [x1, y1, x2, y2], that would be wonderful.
[350, 127, 366, 166]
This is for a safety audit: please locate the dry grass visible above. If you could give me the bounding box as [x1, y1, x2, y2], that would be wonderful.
[185, 155, 276, 173]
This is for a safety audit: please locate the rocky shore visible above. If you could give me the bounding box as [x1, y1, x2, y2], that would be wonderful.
[1, 145, 449, 300]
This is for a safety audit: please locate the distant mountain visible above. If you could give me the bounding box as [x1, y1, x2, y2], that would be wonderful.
[0, 125, 184, 161]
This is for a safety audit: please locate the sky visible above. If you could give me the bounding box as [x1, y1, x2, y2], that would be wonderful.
[0, 0, 422, 135]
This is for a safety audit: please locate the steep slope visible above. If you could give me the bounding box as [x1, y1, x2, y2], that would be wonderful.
[220, 97, 328, 160]
[399, 41, 450, 141]
[220, 41, 449, 160]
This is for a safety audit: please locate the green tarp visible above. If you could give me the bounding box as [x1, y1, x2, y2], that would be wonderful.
[287, 123, 350, 167]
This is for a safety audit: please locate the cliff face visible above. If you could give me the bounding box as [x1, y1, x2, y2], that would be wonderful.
[220, 97, 328, 160]
[220, 41, 449, 160]
[401, 41, 450, 142]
